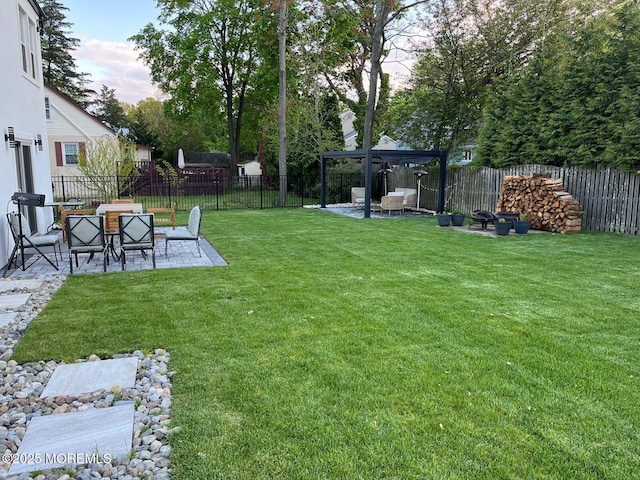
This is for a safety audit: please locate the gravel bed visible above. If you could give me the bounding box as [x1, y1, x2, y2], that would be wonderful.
[0, 276, 176, 480]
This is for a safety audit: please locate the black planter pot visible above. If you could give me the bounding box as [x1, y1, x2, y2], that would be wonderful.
[494, 220, 511, 236]
[514, 220, 531, 234]
[437, 214, 451, 226]
[451, 214, 466, 226]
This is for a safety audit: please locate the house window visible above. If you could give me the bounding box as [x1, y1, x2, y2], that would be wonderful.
[64, 143, 79, 165]
[19, 7, 38, 80]
[44, 97, 51, 120]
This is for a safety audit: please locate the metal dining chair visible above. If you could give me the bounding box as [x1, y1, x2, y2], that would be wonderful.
[118, 213, 156, 270]
[165, 205, 202, 257]
[4, 212, 62, 274]
[65, 215, 108, 273]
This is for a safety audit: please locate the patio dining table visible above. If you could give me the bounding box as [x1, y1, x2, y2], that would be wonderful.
[95, 203, 144, 215]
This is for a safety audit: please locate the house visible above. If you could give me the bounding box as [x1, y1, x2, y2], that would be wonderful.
[237, 158, 262, 176]
[45, 85, 117, 176]
[0, 0, 53, 269]
[45, 85, 152, 177]
[339, 110, 358, 150]
[339, 109, 398, 151]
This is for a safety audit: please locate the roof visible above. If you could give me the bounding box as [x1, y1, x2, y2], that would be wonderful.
[45, 85, 117, 135]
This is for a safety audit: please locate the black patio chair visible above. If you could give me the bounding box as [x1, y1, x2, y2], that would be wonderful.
[4, 212, 62, 274]
[66, 215, 108, 273]
[119, 213, 155, 270]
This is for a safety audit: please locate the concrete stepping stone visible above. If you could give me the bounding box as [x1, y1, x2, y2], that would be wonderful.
[0, 293, 30, 310]
[0, 313, 18, 329]
[8, 403, 134, 475]
[0, 279, 43, 293]
[41, 357, 138, 398]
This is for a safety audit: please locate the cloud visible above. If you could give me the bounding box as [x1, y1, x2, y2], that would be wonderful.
[75, 38, 163, 105]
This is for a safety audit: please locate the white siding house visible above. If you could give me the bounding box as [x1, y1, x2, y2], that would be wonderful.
[339, 109, 398, 151]
[45, 86, 153, 177]
[0, 0, 52, 270]
[45, 85, 117, 177]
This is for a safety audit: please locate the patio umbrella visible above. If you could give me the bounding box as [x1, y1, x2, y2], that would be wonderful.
[413, 170, 428, 212]
[177, 149, 185, 169]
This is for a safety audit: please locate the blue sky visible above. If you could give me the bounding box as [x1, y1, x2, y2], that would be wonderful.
[61, 0, 161, 104]
[58, 0, 414, 105]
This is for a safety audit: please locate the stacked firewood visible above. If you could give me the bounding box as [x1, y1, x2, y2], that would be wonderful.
[496, 173, 584, 233]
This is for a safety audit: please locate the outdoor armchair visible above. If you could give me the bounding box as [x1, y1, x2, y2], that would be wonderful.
[381, 193, 405, 215]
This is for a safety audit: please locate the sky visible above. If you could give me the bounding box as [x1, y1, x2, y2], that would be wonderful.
[60, 0, 415, 106]
[61, 0, 162, 105]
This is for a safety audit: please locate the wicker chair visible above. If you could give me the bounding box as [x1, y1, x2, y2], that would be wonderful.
[381, 194, 404, 216]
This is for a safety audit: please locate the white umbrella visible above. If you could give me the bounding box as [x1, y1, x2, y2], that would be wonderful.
[177, 149, 185, 169]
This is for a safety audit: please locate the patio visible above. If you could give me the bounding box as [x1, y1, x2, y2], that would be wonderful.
[3, 226, 227, 278]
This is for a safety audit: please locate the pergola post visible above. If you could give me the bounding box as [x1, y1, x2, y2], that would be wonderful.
[320, 154, 327, 208]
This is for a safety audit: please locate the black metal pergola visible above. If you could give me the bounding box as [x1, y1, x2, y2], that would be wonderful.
[320, 149, 448, 218]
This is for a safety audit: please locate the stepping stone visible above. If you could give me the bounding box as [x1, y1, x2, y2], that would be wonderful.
[8, 403, 134, 475]
[41, 357, 138, 398]
[0, 293, 30, 310]
[0, 279, 43, 293]
[0, 313, 18, 329]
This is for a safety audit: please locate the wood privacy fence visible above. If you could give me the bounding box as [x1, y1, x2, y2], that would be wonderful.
[410, 165, 640, 235]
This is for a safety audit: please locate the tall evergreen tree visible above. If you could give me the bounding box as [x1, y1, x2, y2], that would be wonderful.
[40, 0, 93, 107]
[93, 85, 127, 132]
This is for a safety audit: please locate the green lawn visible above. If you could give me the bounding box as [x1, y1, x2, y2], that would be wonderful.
[14, 209, 640, 479]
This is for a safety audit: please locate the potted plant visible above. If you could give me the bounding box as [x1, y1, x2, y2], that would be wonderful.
[436, 212, 451, 226]
[514, 213, 531, 234]
[450, 209, 466, 226]
[494, 217, 511, 235]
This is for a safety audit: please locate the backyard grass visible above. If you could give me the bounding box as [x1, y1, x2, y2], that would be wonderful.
[13, 209, 640, 479]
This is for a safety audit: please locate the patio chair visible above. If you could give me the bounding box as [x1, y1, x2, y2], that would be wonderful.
[65, 215, 108, 273]
[60, 205, 95, 242]
[5, 212, 62, 273]
[351, 187, 366, 205]
[147, 205, 176, 229]
[111, 198, 135, 204]
[104, 209, 133, 260]
[165, 205, 202, 257]
[119, 213, 156, 270]
[381, 193, 405, 216]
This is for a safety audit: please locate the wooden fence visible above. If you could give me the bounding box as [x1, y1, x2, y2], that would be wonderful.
[412, 165, 640, 235]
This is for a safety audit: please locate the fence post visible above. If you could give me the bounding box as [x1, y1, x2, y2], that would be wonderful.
[61, 176, 66, 201]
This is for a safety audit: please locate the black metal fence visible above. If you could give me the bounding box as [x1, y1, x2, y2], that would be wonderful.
[51, 168, 418, 212]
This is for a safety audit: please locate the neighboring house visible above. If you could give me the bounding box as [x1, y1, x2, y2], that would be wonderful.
[238, 158, 262, 176]
[375, 134, 397, 150]
[45, 85, 153, 176]
[45, 85, 117, 177]
[339, 110, 358, 150]
[0, 0, 52, 269]
[339, 109, 398, 151]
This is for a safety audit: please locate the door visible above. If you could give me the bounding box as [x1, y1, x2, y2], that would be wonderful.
[15, 142, 37, 234]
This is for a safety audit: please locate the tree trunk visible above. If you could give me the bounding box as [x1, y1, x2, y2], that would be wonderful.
[363, 0, 386, 150]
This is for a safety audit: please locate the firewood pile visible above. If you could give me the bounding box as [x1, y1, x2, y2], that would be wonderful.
[496, 173, 583, 234]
